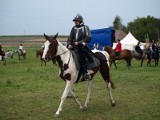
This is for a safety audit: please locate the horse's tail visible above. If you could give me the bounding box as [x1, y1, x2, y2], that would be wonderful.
[101, 51, 110, 67]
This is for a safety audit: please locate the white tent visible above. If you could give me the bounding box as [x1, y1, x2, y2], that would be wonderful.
[120, 32, 139, 50]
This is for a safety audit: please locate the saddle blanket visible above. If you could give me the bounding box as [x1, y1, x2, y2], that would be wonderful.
[70, 50, 100, 70]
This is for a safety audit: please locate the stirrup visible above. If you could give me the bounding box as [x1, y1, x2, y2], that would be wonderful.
[84, 73, 91, 81]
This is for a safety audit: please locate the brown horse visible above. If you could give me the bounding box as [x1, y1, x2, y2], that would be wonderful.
[36, 49, 56, 66]
[42, 33, 115, 117]
[36, 49, 47, 66]
[103, 46, 132, 69]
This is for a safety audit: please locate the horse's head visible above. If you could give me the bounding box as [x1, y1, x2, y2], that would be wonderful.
[103, 45, 113, 54]
[42, 33, 58, 62]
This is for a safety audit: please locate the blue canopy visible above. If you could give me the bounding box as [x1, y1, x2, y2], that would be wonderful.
[88, 28, 115, 50]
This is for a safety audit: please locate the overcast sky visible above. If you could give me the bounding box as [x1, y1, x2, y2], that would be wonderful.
[0, 0, 160, 35]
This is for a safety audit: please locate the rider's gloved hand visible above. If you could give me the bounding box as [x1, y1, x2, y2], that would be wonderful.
[68, 45, 73, 49]
[74, 42, 78, 46]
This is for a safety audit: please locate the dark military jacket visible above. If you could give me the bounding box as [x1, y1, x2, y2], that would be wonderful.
[67, 24, 91, 47]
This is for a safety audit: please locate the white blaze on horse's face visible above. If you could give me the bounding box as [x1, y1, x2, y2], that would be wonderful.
[42, 41, 50, 59]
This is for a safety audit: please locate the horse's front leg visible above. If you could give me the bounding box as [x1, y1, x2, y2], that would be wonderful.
[54, 81, 73, 117]
[84, 80, 92, 109]
[140, 58, 144, 67]
[3, 58, 6, 66]
[69, 87, 83, 110]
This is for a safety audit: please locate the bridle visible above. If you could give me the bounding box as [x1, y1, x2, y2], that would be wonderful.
[45, 47, 72, 68]
[50, 50, 70, 59]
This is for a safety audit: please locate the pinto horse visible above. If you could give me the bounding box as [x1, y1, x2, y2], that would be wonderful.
[5, 51, 14, 59]
[132, 44, 149, 67]
[15, 49, 26, 60]
[42, 33, 115, 117]
[103, 46, 132, 69]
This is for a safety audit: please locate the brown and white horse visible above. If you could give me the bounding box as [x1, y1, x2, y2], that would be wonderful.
[42, 33, 115, 117]
[15, 49, 26, 60]
[132, 44, 149, 67]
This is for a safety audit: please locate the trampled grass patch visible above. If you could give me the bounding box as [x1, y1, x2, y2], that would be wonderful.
[0, 47, 160, 120]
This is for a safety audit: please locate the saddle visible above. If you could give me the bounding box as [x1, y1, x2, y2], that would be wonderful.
[19, 49, 24, 55]
[135, 46, 142, 54]
[70, 49, 100, 70]
[70, 49, 101, 83]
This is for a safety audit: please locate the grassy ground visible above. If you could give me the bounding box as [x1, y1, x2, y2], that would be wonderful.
[0, 47, 160, 120]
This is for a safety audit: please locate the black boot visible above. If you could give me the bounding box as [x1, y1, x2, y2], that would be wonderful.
[82, 65, 91, 81]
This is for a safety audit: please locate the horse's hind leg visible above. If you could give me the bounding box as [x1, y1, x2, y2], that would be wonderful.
[106, 81, 115, 106]
[141, 59, 144, 67]
[113, 61, 117, 69]
[84, 80, 92, 109]
[99, 62, 115, 107]
[155, 59, 158, 66]
[147, 59, 151, 66]
[125, 59, 131, 69]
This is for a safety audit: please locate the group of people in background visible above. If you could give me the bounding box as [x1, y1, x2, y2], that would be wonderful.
[114, 38, 159, 59]
[0, 43, 24, 60]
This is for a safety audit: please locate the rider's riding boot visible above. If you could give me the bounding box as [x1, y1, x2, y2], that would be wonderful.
[82, 65, 91, 81]
[115, 52, 119, 59]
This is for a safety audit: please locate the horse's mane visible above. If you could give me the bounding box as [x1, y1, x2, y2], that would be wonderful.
[103, 46, 114, 54]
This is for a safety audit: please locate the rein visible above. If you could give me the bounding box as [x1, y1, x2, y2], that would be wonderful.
[51, 50, 69, 59]
[51, 49, 72, 70]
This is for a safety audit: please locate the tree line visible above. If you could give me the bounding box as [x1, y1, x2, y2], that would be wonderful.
[112, 15, 160, 42]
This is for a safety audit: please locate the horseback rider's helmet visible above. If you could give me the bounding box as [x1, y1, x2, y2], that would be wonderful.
[73, 14, 83, 22]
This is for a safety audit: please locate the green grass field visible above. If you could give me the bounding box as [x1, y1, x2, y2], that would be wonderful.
[0, 47, 160, 120]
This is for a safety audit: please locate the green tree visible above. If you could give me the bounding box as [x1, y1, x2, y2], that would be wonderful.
[127, 16, 160, 42]
[113, 15, 122, 30]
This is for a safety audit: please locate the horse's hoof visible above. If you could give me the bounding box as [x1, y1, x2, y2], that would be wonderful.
[83, 107, 87, 111]
[79, 107, 84, 112]
[54, 113, 60, 118]
[111, 100, 116, 107]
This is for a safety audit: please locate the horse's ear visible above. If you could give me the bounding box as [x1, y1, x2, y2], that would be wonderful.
[44, 33, 49, 40]
[53, 33, 58, 39]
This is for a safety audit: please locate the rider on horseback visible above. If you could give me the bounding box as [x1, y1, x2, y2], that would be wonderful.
[19, 44, 24, 55]
[114, 39, 122, 59]
[135, 41, 143, 57]
[0, 43, 5, 61]
[67, 14, 92, 81]
[151, 41, 157, 53]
